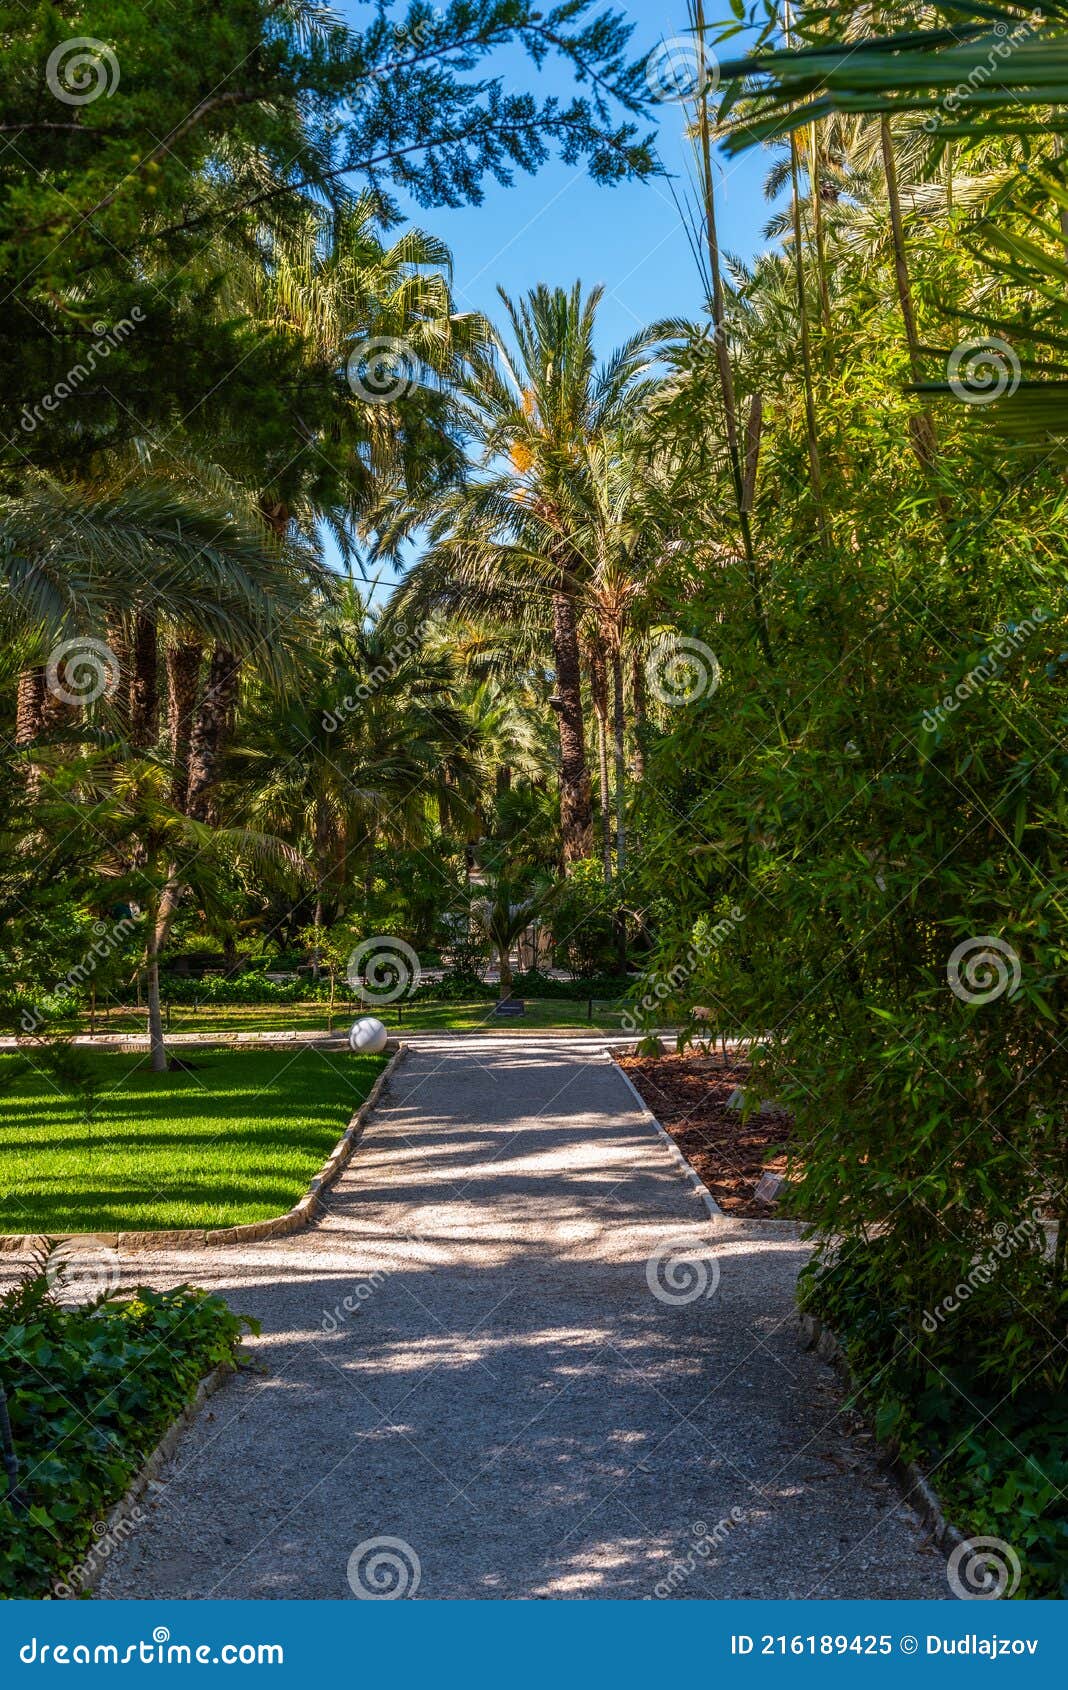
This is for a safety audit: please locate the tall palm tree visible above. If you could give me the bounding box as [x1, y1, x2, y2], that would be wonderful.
[165, 196, 486, 821]
[394, 282, 674, 864]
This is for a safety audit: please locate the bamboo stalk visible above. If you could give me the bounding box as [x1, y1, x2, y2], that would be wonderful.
[691, 0, 774, 669]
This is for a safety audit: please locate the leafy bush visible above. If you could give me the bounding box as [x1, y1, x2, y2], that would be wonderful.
[637, 310, 1068, 1577]
[437, 932, 491, 981]
[410, 974, 495, 1003]
[800, 1244, 1068, 1597]
[158, 971, 329, 1005]
[549, 859, 624, 977]
[0, 1258, 251, 1597]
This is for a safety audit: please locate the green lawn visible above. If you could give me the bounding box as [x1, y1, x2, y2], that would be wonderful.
[64, 996, 630, 1035]
[0, 1046, 386, 1234]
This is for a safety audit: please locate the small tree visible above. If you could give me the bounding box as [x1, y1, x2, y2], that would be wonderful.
[474, 877, 558, 1002]
[298, 921, 359, 1029]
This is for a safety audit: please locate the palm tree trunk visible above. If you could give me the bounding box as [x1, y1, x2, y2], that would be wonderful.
[498, 943, 513, 1002]
[166, 642, 202, 810]
[105, 614, 131, 738]
[589, 646, 612, 877]
[551, 588, 593, 866]
[185, 645, 239, 823]
[15, 669, 45, 747]
[129, 612, 158, 750]
[146, 872, 182, 1072]
[15, 668, 46, 798]
[610, 648, 627, 874]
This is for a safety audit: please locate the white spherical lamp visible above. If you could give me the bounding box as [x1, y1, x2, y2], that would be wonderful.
[349, 1016, 388, 1054]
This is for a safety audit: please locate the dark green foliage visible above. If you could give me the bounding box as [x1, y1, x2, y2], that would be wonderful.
[0, 1259, 250, 1598]
[801, 1244, 1068, 1596]
[549, 858, 628, 976]
[1, 0, 656, 478]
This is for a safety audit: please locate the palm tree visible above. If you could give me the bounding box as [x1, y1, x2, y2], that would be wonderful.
[162, 197, 486, 820]
[2, 474, 320, 767]
[394, 283, 674, 864]
[473, 874, 557, 1003]
[227, 585, 482, 926]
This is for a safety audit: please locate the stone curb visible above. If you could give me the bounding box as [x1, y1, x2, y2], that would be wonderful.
[607, 1050, 801, 1231]
[54, 1356, 242, 1599]
[798, 1310, 964, 1560]
[0, 1029, 377, 1054]
[0, 1043, 407, 1254]
[606, 1050, 725, 1222]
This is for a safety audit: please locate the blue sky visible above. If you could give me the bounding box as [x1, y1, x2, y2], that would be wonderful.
[335, 2, 773, 596]
[381, 5, 773, 347]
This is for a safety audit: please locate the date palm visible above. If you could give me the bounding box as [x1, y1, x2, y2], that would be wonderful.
[226, 587, 482, 924]
[395, 282, 675, 865]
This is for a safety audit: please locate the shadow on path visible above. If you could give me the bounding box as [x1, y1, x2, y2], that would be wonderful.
[94, 1038, 947, 1600]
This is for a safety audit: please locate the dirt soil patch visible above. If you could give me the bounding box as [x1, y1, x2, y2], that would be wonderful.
[619, 1052, 793, 1216]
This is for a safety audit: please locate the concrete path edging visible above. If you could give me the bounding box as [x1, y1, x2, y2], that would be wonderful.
[0, 1044, 407, 1255]
[798, 1312, 964, 1558]
[85, 1035, 947, 1600]
[54, 1358, 242, 1599]
[606, 1049, 725, 1222]
[607, 1050, 800, 1231]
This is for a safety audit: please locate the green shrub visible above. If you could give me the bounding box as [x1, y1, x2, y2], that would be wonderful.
[801, 1243, 1068, 1597]
[0, 1262, 251, 1598]
[158, 971, 329, 1005]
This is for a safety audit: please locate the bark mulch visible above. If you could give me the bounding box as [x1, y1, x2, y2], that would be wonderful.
[619, 1052, 793, 1216]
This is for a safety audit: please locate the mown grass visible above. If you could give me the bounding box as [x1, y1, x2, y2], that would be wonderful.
[60, 996, 630, 1035]
[0, 1046, 386, 1233]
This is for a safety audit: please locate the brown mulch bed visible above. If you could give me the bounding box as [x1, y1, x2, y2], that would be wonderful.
[619, 1051, 794, 1216]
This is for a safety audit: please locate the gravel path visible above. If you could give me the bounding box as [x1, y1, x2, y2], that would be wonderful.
[94, 1035, 947, 1601]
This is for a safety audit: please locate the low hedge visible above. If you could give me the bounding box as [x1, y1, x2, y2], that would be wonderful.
[159, 971, 328, 1005]
[0, 1265, 252, 1597]
[150, 967, 635, 1009]
[801, 1247, 1068, 1598]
